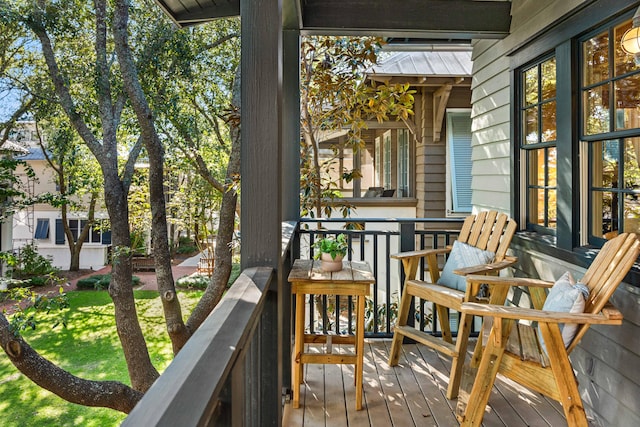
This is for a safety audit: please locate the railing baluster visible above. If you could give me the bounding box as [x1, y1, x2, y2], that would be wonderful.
[298, 218, 464, 339]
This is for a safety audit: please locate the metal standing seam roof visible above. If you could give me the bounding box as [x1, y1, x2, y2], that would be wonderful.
[367, 51, 472, 77]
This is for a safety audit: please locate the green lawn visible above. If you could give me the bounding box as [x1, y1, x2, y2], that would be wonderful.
[0, 289, 203, 427]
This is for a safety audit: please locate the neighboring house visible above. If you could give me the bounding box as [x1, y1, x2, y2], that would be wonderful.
[8, 122, 110, 270]
[320, 50, 474, 221]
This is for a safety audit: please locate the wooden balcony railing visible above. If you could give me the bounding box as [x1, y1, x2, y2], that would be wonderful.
[121, 218, 479, 426]
[122, 266, 276, 426]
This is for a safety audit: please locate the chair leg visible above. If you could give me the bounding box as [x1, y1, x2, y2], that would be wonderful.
[388, 284, 412, 366]
[459, 318, 511, 427]
[436, 304, 453, 344]
[447, 311, 473, 399]
[539, 323, 589, 427]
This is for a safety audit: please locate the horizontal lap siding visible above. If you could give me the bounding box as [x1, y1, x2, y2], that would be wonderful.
[470, 39, 511, 214]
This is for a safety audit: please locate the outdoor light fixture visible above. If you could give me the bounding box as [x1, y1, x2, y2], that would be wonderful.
[621, 6, 640, 65]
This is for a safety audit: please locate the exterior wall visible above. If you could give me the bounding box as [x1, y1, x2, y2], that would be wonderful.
[13, 209, 109, 270]
[471, 1, 640, 425]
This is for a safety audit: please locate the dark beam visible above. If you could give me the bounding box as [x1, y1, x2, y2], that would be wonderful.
[154, 0, 240, 27]
[300, 0, 512, 38]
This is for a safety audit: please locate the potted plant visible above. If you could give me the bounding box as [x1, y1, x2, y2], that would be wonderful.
[313, 233, 348, 272]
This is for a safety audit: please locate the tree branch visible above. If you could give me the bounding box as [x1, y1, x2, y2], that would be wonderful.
[0, 313, 142, 413]
[120, 134, 143, 194]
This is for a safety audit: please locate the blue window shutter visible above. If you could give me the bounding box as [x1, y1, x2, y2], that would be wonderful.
[55, 219, 65, 245]
[102, 229, 111, 245]
[34, 219, 50, 239]
[448, 113, 473, 213]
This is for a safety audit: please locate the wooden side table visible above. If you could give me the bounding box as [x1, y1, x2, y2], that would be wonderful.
[288, 259, 375, 410]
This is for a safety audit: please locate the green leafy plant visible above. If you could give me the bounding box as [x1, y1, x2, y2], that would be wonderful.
[76, 274, 140, 290]
[0, 244, 63, 287]
[313, 233, 348, 260]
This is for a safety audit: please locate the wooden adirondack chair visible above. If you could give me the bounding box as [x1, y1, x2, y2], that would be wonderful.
[388, 210, 518, 399]
[457, 232, 640, 427]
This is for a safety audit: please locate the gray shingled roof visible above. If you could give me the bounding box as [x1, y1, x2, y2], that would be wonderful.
[367, 51, 472, 77]
[16, 146, 47, 160]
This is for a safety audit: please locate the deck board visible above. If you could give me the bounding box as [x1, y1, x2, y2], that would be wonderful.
[283, 340, 590, 427]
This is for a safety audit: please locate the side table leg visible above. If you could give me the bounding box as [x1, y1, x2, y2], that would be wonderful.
[293, 292, 305, 408]
[355, 294, 365, 410]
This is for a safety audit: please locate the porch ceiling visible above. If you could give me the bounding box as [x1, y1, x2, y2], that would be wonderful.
[154, 0, 512, 40]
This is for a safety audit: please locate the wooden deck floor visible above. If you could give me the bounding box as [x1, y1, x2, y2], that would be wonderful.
[282, 340, 577, 427]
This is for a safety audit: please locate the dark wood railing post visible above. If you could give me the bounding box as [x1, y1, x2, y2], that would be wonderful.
[399, 222, 416, 329]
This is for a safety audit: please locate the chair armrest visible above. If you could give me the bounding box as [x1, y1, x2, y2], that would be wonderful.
[464, 275, 554, 289]
[390, 247, 450, 260]
[452, 257, 518, 276]
[460, 302, 623, 325]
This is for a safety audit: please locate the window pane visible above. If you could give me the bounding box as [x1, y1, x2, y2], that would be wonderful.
[624, 138, 640, 189]
[528, 188, 544, 226]
[524, 107, 538, 144]
[614, 75, 640, 130]
[528, 149, 545, 186]
[547, 147, 557, 187]
[541, 58, 556, 99]
[584, 84, 610, 134]
[592, 190, 616, 238]
[592, 140, 619, 188]
[69, 219, 79, 241]
[541, 101, 557, 142]
[615, 20, 638, 76]
[91, 227, 101, 243]
[583, 31, 609, 85]
[624, 194, 640, 235]
[547, 189, 557, 228]
[523, 66, 538, 106]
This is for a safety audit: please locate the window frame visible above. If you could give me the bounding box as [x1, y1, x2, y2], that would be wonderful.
[516, 54, 558, 234]
[579, 19, 640, 245]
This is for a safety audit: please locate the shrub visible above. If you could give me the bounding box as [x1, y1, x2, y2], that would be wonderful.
[0, 244, 63, 287]
[176, 264, 241, 290]
[176, 273, 210, 290]
[76, 274, 140, 290]
[176, 244, 197, 254]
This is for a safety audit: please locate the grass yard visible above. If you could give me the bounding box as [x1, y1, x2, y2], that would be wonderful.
[0, 289, 204, 427]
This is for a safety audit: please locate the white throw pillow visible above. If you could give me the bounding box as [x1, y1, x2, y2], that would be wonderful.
[538, 272, 589, 353]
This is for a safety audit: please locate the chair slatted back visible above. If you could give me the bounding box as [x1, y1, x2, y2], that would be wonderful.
[567, 232, 640, 353]
[456, 211, 517, 263]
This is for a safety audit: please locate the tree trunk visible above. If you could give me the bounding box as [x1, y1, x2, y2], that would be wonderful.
[104, 173, 160, 391]
[113, 0, 191, 352]
[186, 67, 241, 331]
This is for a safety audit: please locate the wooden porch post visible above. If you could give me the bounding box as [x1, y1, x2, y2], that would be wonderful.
[281, 27, 301, 399]
[241, 0, 283, 425]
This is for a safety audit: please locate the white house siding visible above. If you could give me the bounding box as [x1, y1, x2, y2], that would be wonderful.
[471, 1, 640, 425]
